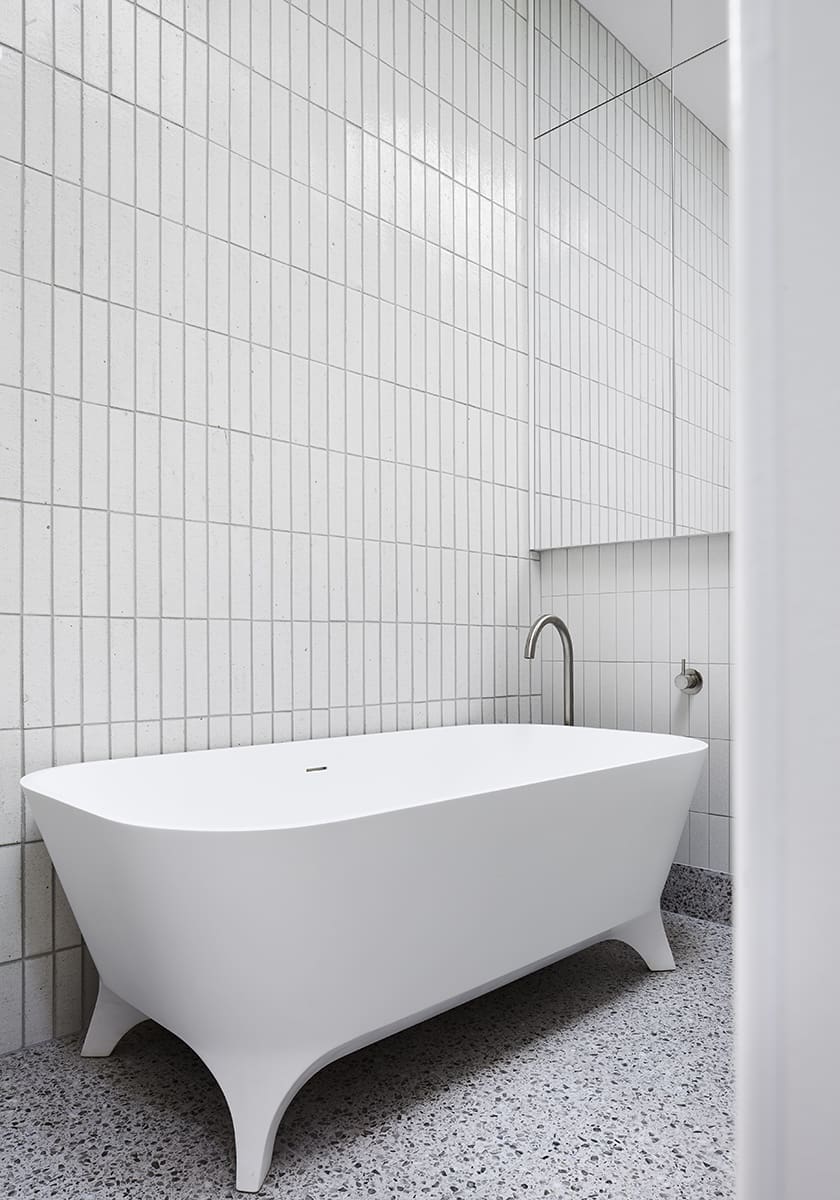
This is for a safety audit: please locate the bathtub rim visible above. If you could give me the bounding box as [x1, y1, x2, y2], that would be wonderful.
[21, 724, 708, 835]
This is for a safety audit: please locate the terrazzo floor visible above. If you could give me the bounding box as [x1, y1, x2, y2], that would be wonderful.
[0, 913, 732, 1199]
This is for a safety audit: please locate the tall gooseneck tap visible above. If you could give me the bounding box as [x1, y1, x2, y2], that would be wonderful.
[524, 614, 575, 726]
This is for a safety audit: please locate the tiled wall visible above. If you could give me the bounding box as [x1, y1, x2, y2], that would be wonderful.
[673, 84, 730, 536]
[0, 0, 539, 1054]
[531, 0, 731, 549]
[533, 71, 675, 546]
[530, 6, 734, 875]
[540, 531, 733, 874]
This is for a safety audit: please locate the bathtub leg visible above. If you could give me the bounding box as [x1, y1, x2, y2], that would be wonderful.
[609, 908, 676, 971]
[211, 1055, 308, 1193]
[81, 981, 147, 1056]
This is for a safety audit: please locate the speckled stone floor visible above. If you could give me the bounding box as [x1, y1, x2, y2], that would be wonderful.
[0, 913, 731, 1199]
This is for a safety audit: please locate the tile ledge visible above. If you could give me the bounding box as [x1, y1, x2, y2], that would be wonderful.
[661, 861, 732, 925]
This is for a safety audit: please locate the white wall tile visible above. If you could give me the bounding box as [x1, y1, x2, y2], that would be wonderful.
[1, 0, 535, 1056]
[533, 0, 731, 549]
[23, 841, 52, 958]
[0, 48, 23, 163]
[23, 955, 52, 1045]
[541, 532, 733, 875]
[0, 845, 22, 961]
[54, 947, 82, 1037]
[0, 961, 23, 1052]
[24, 59, 53, 172]
[0, 730, 22, 846]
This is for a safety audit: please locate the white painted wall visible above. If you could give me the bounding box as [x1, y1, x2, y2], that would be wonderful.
[734, 0, 840, 1195]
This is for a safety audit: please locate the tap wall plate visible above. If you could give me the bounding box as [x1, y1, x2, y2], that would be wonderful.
[674, 660, 704, 695]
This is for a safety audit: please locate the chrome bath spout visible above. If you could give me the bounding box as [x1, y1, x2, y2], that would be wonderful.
[524, 614, 575, 726]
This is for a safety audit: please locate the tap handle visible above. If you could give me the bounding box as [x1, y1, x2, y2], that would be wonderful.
[674, 658, 703, 696]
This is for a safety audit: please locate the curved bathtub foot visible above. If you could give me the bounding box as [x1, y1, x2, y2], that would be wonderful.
[211, 1055, 309, 1193]
[609, 908, 675, 971]
[81, 981, 148, 1056]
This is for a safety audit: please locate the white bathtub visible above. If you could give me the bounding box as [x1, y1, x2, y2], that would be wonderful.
[22, 723, 705, 1193]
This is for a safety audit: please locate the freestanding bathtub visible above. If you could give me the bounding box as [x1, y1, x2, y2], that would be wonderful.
[22, 723, 705, 1193]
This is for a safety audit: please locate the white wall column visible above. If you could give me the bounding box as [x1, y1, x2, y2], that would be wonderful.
[733, 0, 840, 1195]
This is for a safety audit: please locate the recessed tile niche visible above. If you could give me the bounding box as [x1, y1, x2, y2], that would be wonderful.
[531, 0, 731, 549]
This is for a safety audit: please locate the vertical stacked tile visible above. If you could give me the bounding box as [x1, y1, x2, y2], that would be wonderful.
[0, 0, 539, 1054]
[540, 532, 733, 873]
[673, 87, 731, 535]
[532, 0, 731, 548]
[534, 72, 674, 548]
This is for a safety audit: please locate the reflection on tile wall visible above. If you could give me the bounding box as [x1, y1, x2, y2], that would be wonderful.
[540, 532, 733, 874]
[674, 99, 730, 535]
[534, 74, 675, 546]
[533, 0, 664, 135]
[0, 0, 538, 1054]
